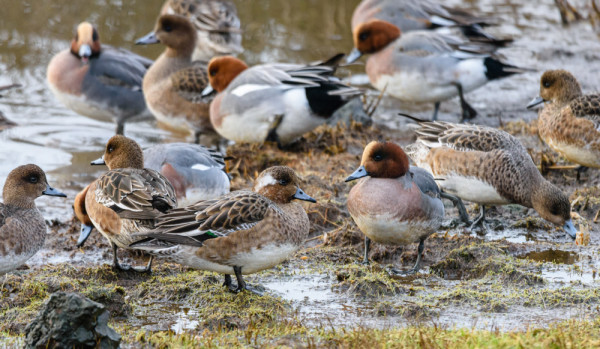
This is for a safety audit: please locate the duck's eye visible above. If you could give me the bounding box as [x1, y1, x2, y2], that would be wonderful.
[373, 154, 383, 161]
[28, 175, 38, 184]
[359, 32, 369, 41]
[92, 31, 99, 41]
[210, 69, 217, 77]
[543, 81, 551, 88]
[279, 179, 289, 186]
[107, 146, 114, 153]
[164, 24, 172, 32]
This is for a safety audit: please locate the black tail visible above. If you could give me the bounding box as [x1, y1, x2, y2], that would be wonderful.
[397, 113, 428, 124]
[484, 57, 532, 81]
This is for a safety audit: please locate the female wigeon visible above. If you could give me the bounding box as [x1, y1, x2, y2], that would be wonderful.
[401, 114, 577, 239]
[347, 20, 527, 121]
[0, 165, 66, 274]
[87, 135, 178, 271]
[205, 55, 362, 146]
[345, 141, 444, 274]
[74, 143, 230, 247]
[160, 0, 242, 61]
[527, 70, 600, 180]
[136, 15, 213, 143]
[130, 166, 316, 294]
[47, 22, 153, 135]
[351, 0, 509, 46]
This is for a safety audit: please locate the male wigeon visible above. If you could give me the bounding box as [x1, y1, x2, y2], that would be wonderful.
[0, 165, 66, 274]
[86, 135, 178, 271]
[345, 141, 444, 274]
[347, 20, 527, 121]
[74, 143, 230, 247]
[130, 166, 316, 294]
[401, 114, 577, 239]
[205, 55, 362, 146]
[160, 0, 242, 61]
[527, 70, 600, 181]
[47, 22, 153, 135]
[351, 0, 510, 46]
[136, 15, 213, 143]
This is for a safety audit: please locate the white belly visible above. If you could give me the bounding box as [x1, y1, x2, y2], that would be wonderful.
[439, 174, 509, 205]
[548, 139, 600, 168]
[352, 213, 439, 245]
[0, 251, 37, 275]
[48, 84, 117, 121]
[373, 72, 459, 103]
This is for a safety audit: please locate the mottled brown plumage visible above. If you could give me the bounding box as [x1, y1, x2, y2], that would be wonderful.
[405, 119, 576, 237]
[130, 166, 315, 293]
[0, 165, 66, 274]
[532, 70, 600, 168]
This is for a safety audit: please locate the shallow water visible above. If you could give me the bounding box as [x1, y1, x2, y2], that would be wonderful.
[1, 0, 600, 340]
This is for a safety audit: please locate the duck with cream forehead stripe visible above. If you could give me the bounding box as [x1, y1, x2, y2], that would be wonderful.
[345, 141, 444, 274]
[129, 166, 316, 294]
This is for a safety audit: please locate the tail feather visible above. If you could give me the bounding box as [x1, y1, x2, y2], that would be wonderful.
[484, 57, 535, 81]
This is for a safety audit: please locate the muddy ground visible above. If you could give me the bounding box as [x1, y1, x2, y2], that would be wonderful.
[2, 119, 600, 347]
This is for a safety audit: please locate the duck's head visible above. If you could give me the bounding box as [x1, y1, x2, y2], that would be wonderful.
[345, 141, 409, 181]
[91, 135, 144, 170]
[136, 14, 197, 58]
[253, 166, 316, 204]
[204, 56, 248, 94]
[532, 181, 577, 240]
[73, 185, 94, 247]
[3, 164, 66, 208]
[346, 20, 401, 63]
[71, 22, 101, 64]
[527, 70, 583, 109]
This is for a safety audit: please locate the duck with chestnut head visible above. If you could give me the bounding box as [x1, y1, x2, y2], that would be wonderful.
[345, 141, 444, 274]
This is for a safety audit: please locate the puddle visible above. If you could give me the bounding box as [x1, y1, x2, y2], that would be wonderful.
[132, 303, 200, 334]
[519, 249, 579, 264]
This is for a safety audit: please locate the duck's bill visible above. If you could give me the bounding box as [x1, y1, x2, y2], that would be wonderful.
[78, 44, 92, 64]
[90, 157, 105, 166]
[345, 165, 368, 182]
[563, 219, 577, 240]
[77, 224, 94, 247]
[293, 188, 317, 203]
[42, 185, 67, 197]
[135, 32, 159, 45]
[346, 48, 363, 64]
[201, 85, 215, 97]
[526, 96, 545, 109]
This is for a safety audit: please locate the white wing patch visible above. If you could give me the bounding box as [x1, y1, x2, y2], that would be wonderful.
[231, 84, 271, 97]
[191, 164, 211, 171]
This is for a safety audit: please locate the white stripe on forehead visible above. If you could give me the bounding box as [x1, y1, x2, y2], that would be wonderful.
[254, 173, 277, 191]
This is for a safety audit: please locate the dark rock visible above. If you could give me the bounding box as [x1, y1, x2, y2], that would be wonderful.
[24, 292, 121, 349]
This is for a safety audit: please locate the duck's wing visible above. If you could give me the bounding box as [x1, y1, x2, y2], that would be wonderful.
[132, 190, 271, 247]
[90, 46, 152, 89]
[414, 121, 522, 152]
[569, 94, 600, 128]
[409, 166, 440, 198]
[398, 31, 496, 58]
[95, 168, 177, 220]
[171, 61, 211, 103]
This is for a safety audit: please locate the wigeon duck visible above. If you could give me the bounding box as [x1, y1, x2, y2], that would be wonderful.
[347, 20, 527, 121]
[47, 22, 153, 135]
[205, 55, 362, 146]
[160, 0, 242, 61]
[345, 141, 444, 274]
[527, 70, 600, 181]
[401, 114, 577, 239]
[130, 166, 316, 294]
[74, 143, 229, 247]
[86, 135, 178, 271]
[0, 165, 66, 274]
[351, 0, 510, 46]
[136, 15, 213, 143]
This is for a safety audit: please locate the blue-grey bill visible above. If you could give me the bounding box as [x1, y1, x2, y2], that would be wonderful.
[293, 188, 316, 203]
[563, 219, 577, 239]
[42, 185, 67, 197]
[526, 96, 545, 109]
[345, 165, 368, 182]
[201, 85, 215, 97]
[345, 48, 363, 64]
[135, 32, 159, 45]
[90, 157, 105, 166]
[77, 224, 94, 247]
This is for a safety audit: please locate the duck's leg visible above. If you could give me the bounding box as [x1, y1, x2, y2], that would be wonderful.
[390, 238, 425, 276]
[223, 274, 232, 289]
[111, 242, 131, 271]
[362, 236, 371, 265]
[132, 255, 153, 273]
[265, 114, 284, 149]
[431, 102, 441, 121]
[115, 121, 125, 136]
[454, 83, 477, 121]
[194, 130, 202, 144]
[440, 192, 471, 225]
[576, 166, 589, 182]
[232, 266, 263, 295]
[470, 205, 487, 231]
